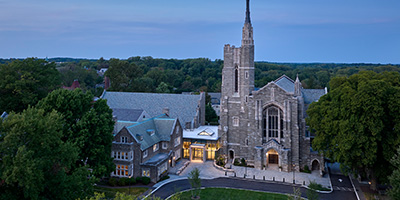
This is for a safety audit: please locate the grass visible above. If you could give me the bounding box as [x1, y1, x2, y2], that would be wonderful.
[173, 188, 288, 200]
[93, 186, 148, 199]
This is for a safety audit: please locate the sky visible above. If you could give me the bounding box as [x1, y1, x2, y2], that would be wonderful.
[0, 0, 399, 64]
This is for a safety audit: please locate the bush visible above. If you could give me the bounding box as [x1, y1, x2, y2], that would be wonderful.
[128, 177, 136, 185]
[308, 181, 330, 191]
[302, 165, 311, 173]
[159, 175, 170, 182]
[118, 177, 128, 186]
[215, 155, 226, 167]
[142, 177, 151, 185]
[136, 177, 142, 183]
[240, 158, 247, 166]
[233, 158, 240, 166]
[108, 177, 117, 186]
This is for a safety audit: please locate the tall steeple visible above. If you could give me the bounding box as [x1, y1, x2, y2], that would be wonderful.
[245, 0, 251, 24]
[242, 0, 254, 46]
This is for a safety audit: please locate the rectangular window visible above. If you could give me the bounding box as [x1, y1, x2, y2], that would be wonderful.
[117, 152, 120, 159]
[153, 143, 159, 152]
[125, 152, 128, 160]
[174, 136, 181, 147]
[142, 169, 150, 177]
[121, 136, 128, 143]
[233, 117, 239, 127]
[143, 150, 148, 159]
[162, 142, 168, 149]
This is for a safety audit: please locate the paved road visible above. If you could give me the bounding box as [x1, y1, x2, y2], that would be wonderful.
[150, 177, 357, 200]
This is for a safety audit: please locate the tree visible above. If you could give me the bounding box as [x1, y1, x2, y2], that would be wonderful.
[388, 146, 400, 199]
[287, 187, 302, 200]
[36, 89, 115, 177]
[307, 71, 400, 190]
[187, 168, 201, 198]
[156, 82, 171, 93]
[0, 58, 61, 113]
[105, 59, 143, 91]
[0, 107, 93, 200]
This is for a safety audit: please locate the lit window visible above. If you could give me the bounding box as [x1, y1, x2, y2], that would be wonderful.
[153, 143, 159, 152]
[142, 169, 150, 177]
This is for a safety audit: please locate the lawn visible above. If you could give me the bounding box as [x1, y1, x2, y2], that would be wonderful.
[174, 188, 288, 200]
[93, 186, 148, 199]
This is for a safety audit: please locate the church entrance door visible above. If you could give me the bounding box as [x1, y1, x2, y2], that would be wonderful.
[266, 149, 279, 169]
[269, 154, 278, 164]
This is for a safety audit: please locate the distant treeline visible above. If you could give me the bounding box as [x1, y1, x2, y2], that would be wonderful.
[2, 57, 399, 94]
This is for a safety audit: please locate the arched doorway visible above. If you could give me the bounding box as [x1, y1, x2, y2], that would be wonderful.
[229, 150, 234, 160]
[266, 149, 279, 169]
[312, 160, 320, 171]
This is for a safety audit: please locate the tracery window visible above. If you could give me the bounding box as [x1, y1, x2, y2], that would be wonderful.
[263, 106, 283, 140]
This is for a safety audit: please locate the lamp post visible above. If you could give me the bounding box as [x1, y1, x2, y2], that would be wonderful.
[128, 175, 131, 195]
[292, 163, 295, 184]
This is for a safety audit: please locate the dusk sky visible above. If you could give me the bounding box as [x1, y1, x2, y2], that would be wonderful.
[1, 0, 399, 63]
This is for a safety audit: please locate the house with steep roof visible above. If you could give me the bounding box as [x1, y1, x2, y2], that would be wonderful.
[111, 114, 183, 182]
[101, 91, 206, 130]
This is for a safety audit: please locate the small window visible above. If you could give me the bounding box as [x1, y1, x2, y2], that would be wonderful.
[162, 142, 168, 149]
[153, 143, 159, 152]
[245, 71, 249, 79]
[121, 136, 128, 143]
[174, 136, 181, 147]
[142, 169, 150, 177]
[233, 117, 239, 127]
[143, 150, 148, 158]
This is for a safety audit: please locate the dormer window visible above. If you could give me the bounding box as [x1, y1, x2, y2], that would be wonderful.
[153, 143, 159, 152]
[146, 129, 155, 136]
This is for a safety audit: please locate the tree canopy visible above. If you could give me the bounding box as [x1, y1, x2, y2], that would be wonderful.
[0, 107, 94, 200]
[307, 71, 400, 189]
[36, 89, 115, 177]
[0, 58, 61, 113]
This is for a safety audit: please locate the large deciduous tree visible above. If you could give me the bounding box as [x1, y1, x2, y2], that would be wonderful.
[307, 71, 400, 190]
[36, 89, 115, 177]
[105, 58, 143, 91]
[0, 58, 61, 113]
[388, 146, 400, 199]
[0, 107, 93, 200]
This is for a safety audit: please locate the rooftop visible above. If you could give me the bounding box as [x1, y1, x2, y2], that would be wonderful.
[183, 125, 219, 141]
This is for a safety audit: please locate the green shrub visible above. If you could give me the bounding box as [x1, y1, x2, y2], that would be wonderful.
[240, 158, 247, 166]
[302, 165, 311, 173]
[108, 177, 117, 186]
[118, 177, 128, 186]
[159, 175, 170, 182]
[142, 177, 151, 185]
[233, 158, 240, 166]
[215, 155, 226, 167]
[136, 177, 142, 183]
[308, 181, 330, 191]
[128, 177, 136, 185]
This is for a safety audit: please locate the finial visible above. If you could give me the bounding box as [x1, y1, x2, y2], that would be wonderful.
[295, 74, 300, 82]
[245, 0, 251, 24]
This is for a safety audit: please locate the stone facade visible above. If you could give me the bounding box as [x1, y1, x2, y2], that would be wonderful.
[219, 0, 325, 174]
[111, 115, 183, 182]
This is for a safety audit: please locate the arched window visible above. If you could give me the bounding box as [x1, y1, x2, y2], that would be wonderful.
[263, 106, 283, 142]
[235, 66, 238, 93]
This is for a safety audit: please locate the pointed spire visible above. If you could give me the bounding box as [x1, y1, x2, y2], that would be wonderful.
[295, 74, 302, 97]
[245, 0, 251, 24]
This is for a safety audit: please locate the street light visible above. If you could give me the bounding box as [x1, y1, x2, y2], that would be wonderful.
[292, 163, 295, 184]
[128, 175, 131, 195]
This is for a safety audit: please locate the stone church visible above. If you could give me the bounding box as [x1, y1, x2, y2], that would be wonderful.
[219, 0, 326, 174]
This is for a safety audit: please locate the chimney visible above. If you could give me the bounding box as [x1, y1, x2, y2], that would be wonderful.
[162, 107, 170, 116]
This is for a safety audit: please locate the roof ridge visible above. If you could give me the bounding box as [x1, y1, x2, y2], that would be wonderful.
[126, 113, 167, 128]
[275, 74, 295, 83]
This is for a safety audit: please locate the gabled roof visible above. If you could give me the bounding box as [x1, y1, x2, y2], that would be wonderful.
[274, 75, 295, 93]
[302, 89, 326, 104]
[125, 114, 177, 151]
[102, 91, 201, 128]
[112, 108, 146, 122]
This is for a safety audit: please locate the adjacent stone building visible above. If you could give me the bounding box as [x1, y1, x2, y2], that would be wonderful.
[111, 114, 183, 183]
[219, 0, 326, 174]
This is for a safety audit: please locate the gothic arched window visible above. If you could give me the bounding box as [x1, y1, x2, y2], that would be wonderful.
[263, 106, 284, 141]
[234, 66, 238, 93]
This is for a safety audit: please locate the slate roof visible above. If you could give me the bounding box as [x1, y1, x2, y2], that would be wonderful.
[302, 89, 326, 104]
[273, 75, 326, 105]
[125, 114, 177, 151]
[274, 75, 295, 93]
[102, 91, 201, 128]
[141, 153, 169, 166]
[208, 92, 221, 105]
[112, 108, 145, 122]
